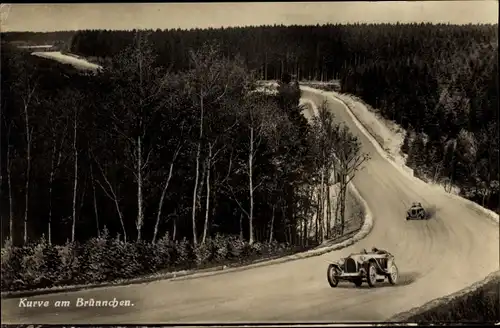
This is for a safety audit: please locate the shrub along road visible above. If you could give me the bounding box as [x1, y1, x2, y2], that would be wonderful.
[1, 89, 498, 324]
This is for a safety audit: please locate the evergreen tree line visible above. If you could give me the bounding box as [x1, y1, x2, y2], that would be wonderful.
[1, 36, 366, 253]
[51, 22, 496, 211]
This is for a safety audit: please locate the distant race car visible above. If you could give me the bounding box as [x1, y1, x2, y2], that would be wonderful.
[406, 202, 428, 220]
[327, 247, 399, 288]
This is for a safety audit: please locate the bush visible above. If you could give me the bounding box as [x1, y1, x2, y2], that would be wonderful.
[1, 233, 306, 292]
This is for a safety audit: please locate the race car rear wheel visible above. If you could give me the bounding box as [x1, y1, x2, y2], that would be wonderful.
[366, 262, 377, 287]
[388, 263, 399, 285]
[327, 264, 339, 288]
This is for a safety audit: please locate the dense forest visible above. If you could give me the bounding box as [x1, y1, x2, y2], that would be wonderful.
[1, 29, 371, 291]
[1, 29, 364, 252]
[3, 23, 497, 212]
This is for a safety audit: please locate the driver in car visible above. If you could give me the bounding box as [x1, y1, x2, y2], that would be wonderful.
[372, 247, 387, 254]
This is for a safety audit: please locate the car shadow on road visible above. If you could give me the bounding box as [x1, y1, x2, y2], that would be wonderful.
[334, 271, 421, 289]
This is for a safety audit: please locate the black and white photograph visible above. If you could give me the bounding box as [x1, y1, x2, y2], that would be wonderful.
[0, 1, 498, 325]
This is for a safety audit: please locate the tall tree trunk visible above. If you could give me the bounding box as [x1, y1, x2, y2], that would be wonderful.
[304, 215, 309, 246]
[23, 110, 31, 245]
[315, 189, 319, 242]
[48, 127, 66, 244]
[248, 126, 255, 245]
[90, 163, 100, 237]
[342, 188, 347, 234]
[7, 143, 14, 243]
[198, 163, 206, 211]
[334, 188, 341, 234]
[78, 176, 87, 216]
[191, 93, 204, 247]
[136, 136, 144, 241]
[153, 160, 175, 244]
[339, 175, 347, 235]
[172, 217, 177, 241]
[116, 197, 126, 241]
[268, 204, 276, 243]
[433, 162, 442, 182]
[48, 137, 56, 244]
[239, 212, 243, 240]
[76, 177, 87, 238]
[136, 33, 145, 243]
[95, 160, 127, 242]
[201, 150, 212, 245]
[319, 168, 325, 243]
[71, 111, 78, 243]
[326, 182, 331, 239]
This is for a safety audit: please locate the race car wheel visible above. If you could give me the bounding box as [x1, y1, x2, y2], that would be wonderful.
[327, 264, 339, 288]
[366, 262, 377, 287]
[353, 278, 363, 287]
[388, 263, 399, 285]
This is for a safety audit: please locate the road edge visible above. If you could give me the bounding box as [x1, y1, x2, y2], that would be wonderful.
[388, 270, 500, 322]
[1, 98, 374, 300]
[300, 86, 499, 226]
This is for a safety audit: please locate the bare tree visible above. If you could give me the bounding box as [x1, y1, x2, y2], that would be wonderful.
[335, 125, 369, 234]
[21, 78, 37, 245]
[152, 121, 189, 244]
[201, 144, 213, 245]
[106, 32, 173, 242]
[71, 101, 80, 242]
[229, 94, 274, 244]
[264, 107, 292, 243]
[312, 101, 369, 237]
[89, 161, 100, 237]
[186, 43, 232, 246]
[200, 135, 232, 245]
[92, 153, 127, 242]
[6, 124, 14, 243]
[47, 118, 68, 244]
[311, 101, 336, 242]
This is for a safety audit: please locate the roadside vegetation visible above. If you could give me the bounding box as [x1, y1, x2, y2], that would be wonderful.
[0, 35, 368, 292]
[404, 273, 499, 323]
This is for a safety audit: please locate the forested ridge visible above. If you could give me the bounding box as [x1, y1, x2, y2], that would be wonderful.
[3, 23, 498, 212]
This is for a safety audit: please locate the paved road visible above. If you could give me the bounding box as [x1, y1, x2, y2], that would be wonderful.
[2, 89, 498, 324]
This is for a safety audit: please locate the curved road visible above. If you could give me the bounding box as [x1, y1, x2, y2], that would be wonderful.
[2, 89, 498, 324]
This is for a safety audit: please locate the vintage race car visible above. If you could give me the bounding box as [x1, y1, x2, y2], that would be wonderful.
[406, 202, 427, 220]
[327, 248, 399, 288]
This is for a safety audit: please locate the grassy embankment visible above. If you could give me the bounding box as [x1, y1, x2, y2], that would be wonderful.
[392, 271, 499, 323]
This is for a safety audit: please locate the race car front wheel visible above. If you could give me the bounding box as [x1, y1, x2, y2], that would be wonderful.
[327, 264, 339, 287]
[388, 263, 399, 285]
[366, 262, 377, 287]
